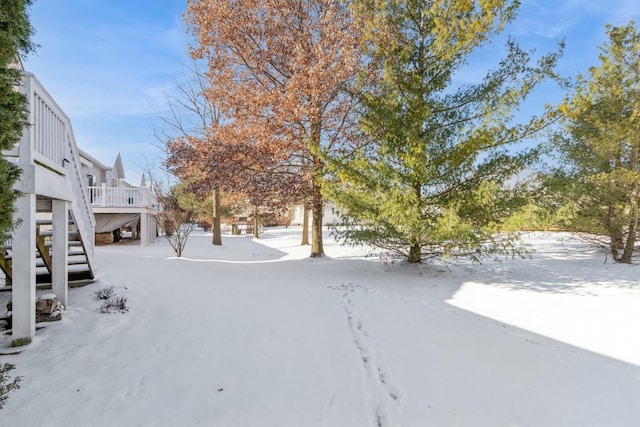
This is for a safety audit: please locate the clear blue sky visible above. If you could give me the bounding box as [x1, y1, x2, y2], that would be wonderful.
[23, 0, 640, 184]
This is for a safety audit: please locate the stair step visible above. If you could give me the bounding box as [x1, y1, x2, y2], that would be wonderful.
[0, 278, 95, 292]
[4, 249, 85, 261]
[39, 230, 79, 237]
[16, 261, 90, 274]
[36, 219, 75, 226]
[44, 240, 83, 247]
[35, 263, 91, 275]
[68, 264, 90, 273]
[26, 256, 87, 268]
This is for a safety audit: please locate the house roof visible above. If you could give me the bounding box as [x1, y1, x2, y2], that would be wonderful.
[78, 149, 126, 180]
[113, 153, 125, 180]
[78, 148, 109, 170]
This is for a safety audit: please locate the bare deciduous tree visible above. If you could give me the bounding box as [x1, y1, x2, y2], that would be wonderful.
[155, 184, 196, 258]
[158, 61, 224, 246]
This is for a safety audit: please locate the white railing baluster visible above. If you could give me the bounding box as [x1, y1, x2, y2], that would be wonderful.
[20, 75, 68, 173]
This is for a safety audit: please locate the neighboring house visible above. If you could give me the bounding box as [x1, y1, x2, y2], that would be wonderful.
[79, 150, 158, 246]
[289, 202, 342, 226]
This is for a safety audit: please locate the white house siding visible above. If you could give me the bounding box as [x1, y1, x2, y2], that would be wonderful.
[290, 203, 342, 226]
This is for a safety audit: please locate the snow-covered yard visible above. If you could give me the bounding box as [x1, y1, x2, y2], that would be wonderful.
[1, 228, 639, 426]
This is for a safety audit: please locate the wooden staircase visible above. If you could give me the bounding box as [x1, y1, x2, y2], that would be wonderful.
[0, 215, 94, 287]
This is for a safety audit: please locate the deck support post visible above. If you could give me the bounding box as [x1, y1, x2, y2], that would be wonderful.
[140, 212, 149, 246]
[52, 199, 69, 306]
[12, 193, 37, 346]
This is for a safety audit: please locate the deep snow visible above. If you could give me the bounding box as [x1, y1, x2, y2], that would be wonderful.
[1, 228, 639, 426]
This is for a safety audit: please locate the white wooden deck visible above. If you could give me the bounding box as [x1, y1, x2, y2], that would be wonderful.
[2, 73, 96, 346]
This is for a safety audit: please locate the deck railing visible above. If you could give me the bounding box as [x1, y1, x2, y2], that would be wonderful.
[16, 73, 68, 174]
[88, 185, 157, 209]
[13, 72, 96, 261]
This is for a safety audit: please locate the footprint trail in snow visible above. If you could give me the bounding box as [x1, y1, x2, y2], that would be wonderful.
[328, 283, 401, 427]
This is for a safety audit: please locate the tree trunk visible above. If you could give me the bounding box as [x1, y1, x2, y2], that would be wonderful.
[310, 185, 324, 257]
[175, 230, 183, 257]
[301, 203, 309, 245]
[621, 211, 638, 263]
[621, 144, 639, 263]
[212, 187, 222, 245]
[253, 204, 260, 239]
[408, 243, 421, 264]
[407, 179, 422, 263]
[606, 205, 622, 262]
[309, 117, 324, 257]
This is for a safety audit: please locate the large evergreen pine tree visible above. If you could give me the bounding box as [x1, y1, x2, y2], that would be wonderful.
[323, 0, 561, 263]
[0, 0, 36, 240]
[551, 22, 640, 263]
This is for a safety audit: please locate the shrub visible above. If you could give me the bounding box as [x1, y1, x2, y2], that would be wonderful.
[100, 296, 128, 313]
[94, 286, 115, 300]
[0, 363, 22, 409]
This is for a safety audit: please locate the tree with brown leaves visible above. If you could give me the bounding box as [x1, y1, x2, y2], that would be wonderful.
[182, 0, 363, 257]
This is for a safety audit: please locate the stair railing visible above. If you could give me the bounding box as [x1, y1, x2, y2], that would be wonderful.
[65, 125, 95, 261]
